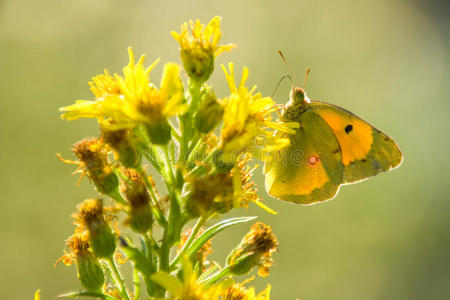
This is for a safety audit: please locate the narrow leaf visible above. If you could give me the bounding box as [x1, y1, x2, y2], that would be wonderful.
[186, 216, 257, 259]
[57, 291, 116, 300]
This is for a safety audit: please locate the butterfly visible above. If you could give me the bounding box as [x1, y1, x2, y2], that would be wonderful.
[264, 53, 403, 205]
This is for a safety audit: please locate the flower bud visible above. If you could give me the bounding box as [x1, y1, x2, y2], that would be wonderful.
[72, 137, 119, 196]
[180, 49, 214, 83]
[194, 89, 224, 133]
[120, 168, 153, 233]
[74, 198, 116, 258]
[144, 116, 172, 145]
[67, 233, 105, 292]
[101, 128, 139, 168]
[172, 17, 235, 84]
[227, 222, 278, 277]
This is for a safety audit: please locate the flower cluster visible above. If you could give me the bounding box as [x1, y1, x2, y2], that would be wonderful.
[56, 16, 297, 300]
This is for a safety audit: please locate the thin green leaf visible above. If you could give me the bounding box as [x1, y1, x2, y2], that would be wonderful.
[186, 216, 257, 260]
[57, 291, 116, 300]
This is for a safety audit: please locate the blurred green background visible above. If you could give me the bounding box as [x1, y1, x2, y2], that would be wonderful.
[1, 0, 449, 299]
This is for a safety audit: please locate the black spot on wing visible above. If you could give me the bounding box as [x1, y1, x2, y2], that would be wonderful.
[345, 124, 353, 134]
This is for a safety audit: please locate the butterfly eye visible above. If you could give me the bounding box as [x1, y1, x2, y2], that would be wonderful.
[308, 155, 320, 166]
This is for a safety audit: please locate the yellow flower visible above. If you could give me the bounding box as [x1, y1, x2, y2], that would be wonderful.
[60, 47, 185, 144]
[219, 63, 299, 163]
[223, 281, 271, 300]
[172, 16, 235, 82]
[151, 257, 226, 300]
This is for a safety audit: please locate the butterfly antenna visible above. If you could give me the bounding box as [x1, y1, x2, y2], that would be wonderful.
[303, 68, 311, 89]
[278, 50, 301, 87]
[271, 74, 294, 98]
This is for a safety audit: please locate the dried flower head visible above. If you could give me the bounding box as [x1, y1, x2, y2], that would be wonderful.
[60, 137, 120, 196]
[73, 198, 117, 258]
[62, 233, 105, 292]
[227, 222, 278, 277]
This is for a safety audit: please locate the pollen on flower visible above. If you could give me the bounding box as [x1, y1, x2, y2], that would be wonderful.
[223, 281, 272, 300]
[171, 16, 235, 59]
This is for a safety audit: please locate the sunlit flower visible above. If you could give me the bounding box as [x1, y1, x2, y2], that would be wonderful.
[60, 47, 185, 144]
[219, 63, 299, 163]
[172, 16, 235, 82]
[223, 280, 271, 300]
[151, 257, 226, 300]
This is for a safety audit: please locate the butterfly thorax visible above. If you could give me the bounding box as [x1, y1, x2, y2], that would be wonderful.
[282, 86, 311, 122]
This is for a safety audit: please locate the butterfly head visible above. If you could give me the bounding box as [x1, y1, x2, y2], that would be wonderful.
[290, 86, 310, 104]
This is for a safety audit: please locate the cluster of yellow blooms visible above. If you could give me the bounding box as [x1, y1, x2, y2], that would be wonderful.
[55, 16, 297, 300]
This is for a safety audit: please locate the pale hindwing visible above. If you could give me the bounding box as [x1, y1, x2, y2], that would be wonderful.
[265, 109, 344, 204]
[310, 101, 403, 183]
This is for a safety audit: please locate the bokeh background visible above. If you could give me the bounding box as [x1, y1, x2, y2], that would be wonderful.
[1, 0, 449, 299]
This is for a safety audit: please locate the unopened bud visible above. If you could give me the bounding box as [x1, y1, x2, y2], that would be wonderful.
[194, 89, 223, 133]
[120, 168, 153, 233]
[180, 49, 214, 83]
[144, 117, 172, 145]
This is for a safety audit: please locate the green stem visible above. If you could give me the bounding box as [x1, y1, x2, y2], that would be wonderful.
[161, 145, 177, 187]
[105, 256, 130, 300]
[179, 80, 202, 164]
[159, 241, 170, 272]
[136, 165, 167, 227]
[132, 269, 140, 300]
[170, 215, 208, 269]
